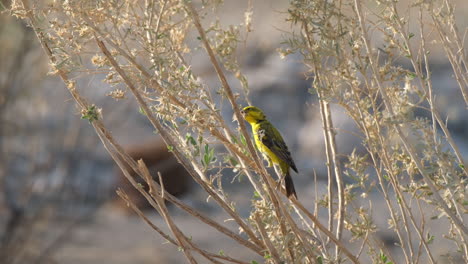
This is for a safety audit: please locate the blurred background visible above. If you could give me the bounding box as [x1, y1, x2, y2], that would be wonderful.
[1, 0, 467, 263]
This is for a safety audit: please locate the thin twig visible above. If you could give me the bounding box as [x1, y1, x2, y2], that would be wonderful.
[253, 213, 282, 264]
[292, 199, 360, 264]
[354, 0, 468, 236]
[323, 101, 346, 250]
[95, 37, 264, 251]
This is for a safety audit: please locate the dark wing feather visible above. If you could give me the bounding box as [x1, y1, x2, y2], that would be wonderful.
[258, 123, 298, 173]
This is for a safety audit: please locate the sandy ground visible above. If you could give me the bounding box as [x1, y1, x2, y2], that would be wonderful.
[56, 206, 261, 264]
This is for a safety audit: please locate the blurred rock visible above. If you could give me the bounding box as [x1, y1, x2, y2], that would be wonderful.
[113, 138, 193, 212]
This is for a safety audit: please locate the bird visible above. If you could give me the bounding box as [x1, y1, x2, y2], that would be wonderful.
[240, 106, 298, 198]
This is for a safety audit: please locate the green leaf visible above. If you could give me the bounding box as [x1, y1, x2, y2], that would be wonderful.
[407, 72, 416, 80]
[139, 106, 146, 116]
[186, 133, 197, 146]
[167, 145, 174, 152]
[210, 147, 215, 161]
[253, 191, 261, 199]
[426, 233, 435, 244]
[316, 256, 324, 264]
[240, 134, 247, 147]
[81, 105, 99, 123]
[205, 153, 212, 166]
[379, 250, 388, 263]
[202, 144, 216, 168]
[224, 155, 238, 167]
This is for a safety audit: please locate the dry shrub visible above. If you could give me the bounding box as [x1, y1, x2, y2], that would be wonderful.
[8, 0, 467, 263]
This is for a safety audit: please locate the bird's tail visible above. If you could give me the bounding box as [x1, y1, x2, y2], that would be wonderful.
[285, 171, 297, 199]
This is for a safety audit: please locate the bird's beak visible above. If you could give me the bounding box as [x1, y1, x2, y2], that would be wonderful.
[240, 110, 246, 116]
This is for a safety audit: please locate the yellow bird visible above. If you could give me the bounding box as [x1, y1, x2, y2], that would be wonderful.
[240, 106, 298, 198]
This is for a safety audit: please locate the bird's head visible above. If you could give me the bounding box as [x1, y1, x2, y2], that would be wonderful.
[240, 106, 266, 124]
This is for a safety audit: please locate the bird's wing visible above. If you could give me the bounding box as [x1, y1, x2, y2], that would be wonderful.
[258, 122, 298, 173]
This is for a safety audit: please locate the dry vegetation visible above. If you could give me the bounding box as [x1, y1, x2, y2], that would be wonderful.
[0, 5, 110, 263]
[6, 0, 467, 263]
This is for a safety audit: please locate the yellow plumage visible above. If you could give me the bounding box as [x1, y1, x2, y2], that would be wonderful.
[241, 106, 298, 198]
